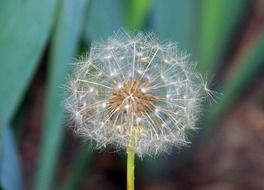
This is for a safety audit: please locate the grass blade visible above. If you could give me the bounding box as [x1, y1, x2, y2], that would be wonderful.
[0, 120, 22, 190]
[84, 0, 123, 42]
[152, 0, 200, 57]
[0, 0, 58, 120]
[207, 33, 264, 124]
[198, 0, 247, 73]
[122, 0, 151, 30]
[33, 0, 90, 189]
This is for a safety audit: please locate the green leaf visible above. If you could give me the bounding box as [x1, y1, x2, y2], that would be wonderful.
[33, 0, 90, 189]
[84, 0, 124, 42]
[208, 33, 264, 124]
[122, 0, 151, 30]
[152, 0, 200, 58]
[198, 0, 247, 73]
[0, 120, 22, 190]
[0, 0, 58, 120]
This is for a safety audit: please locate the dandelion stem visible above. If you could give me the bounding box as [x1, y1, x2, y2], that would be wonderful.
[127, 132, 135, 190]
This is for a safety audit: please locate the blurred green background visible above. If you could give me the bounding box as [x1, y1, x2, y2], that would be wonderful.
[1, 0, 264, 189]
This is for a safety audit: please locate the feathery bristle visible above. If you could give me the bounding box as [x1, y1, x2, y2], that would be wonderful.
[65, 30, 212, 157]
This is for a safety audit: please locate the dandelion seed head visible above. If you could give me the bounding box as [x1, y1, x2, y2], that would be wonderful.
[65, 30, 213, 157]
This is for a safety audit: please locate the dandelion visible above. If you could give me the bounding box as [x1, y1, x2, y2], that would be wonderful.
[65, 31, 212, 190]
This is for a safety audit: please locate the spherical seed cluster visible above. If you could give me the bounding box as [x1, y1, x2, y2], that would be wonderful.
[65, 31, 210, 157]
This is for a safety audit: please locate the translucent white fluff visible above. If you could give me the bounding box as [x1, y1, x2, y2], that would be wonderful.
[65, 31, 211, 157]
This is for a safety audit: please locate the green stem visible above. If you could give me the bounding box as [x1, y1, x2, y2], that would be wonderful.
[127, 146, 135, 190]
[127, 127, 136, 190]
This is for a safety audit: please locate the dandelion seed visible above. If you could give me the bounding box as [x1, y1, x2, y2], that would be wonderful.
[65, 30, 214, 157]
[89, 87, 94, 92]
